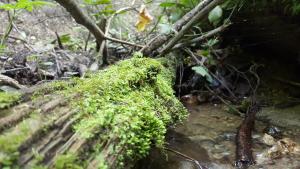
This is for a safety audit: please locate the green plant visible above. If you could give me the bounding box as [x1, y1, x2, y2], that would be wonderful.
[0, 0, 53, 46]
[0, 0, 52, 11]
[159, 0, 202, 23]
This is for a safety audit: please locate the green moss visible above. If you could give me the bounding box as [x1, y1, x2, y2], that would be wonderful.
[64, 56, 187, 168]
[54, 154, 83, 169]
[31, 80, 75, 100]
[0, 56, 187, 169]
[0, 92, 20, 109]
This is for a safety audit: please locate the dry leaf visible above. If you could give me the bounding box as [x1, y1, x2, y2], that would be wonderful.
[135, 5, 153, 32]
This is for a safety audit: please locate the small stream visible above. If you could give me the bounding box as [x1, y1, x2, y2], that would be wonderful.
[136, 5, 300, 168]
[136, 104, 300, 169]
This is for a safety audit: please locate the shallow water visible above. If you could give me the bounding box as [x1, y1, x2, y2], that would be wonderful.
[136, 104, 300, 169]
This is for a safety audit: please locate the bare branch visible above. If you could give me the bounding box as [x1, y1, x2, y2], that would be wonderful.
[54, 0, 144, 48]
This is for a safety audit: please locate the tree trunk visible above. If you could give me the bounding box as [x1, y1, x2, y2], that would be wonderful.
[0, 57, 187, 169]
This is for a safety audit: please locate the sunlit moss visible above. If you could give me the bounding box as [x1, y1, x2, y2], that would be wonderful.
[0, 92, 20, 109]
[66, 56, 187, 168]
[31, 80, 75, 100]
[54, 154, 83, 169]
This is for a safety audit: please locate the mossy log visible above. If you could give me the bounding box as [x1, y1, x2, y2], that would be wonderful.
[0, 57, 187, 169]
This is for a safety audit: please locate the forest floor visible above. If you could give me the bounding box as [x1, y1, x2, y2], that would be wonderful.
[1, 1, 300, 169]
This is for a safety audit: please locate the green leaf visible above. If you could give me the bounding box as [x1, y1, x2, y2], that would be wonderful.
[0, 3, 15, 10]
[94, 4, 115, 16]
[192, 66, 213, 83]
[84, 0, 111, 5]
[159, 2, 177, 7]
[60, 34, 71, 43]
[0, 45, 6, 53]
[158, 23, 172, 34]
[202, 38, 219, 48]
[208, 5, 223, 26]
[0, 0, 53, 12]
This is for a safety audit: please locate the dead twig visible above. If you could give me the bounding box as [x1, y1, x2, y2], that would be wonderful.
[0, 67, 30, 74]
[55, 32, 64, 49]
[173, 24, 230, 50]
[273, 77, 300, 88]
[84, 32, 91, 51]
[165, 147, 206, 169]
[183, 48, 202, 64]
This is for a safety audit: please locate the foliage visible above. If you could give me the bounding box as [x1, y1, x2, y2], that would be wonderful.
[54, 154, 83, 169]
[192, 66, 213, 83]
[159, 0, 202, 23]
[208, 5, 223, 26]
[0, 0, 53, 49]
[83, 0, 115, 17]
[274, 0, 300, 15]
[0, 0, 53, 12]
[58, 33, 85, 51]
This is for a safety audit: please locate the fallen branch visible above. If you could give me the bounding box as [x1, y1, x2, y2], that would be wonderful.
[0, 74, 26, 89]
[165, 147, 207, 169]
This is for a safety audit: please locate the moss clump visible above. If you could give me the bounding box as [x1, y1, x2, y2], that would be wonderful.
[0, 92, 20, 109]
[65, 56, 187, 168]
[54, 154, 83, 169]
[31, 80, 74, 100]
